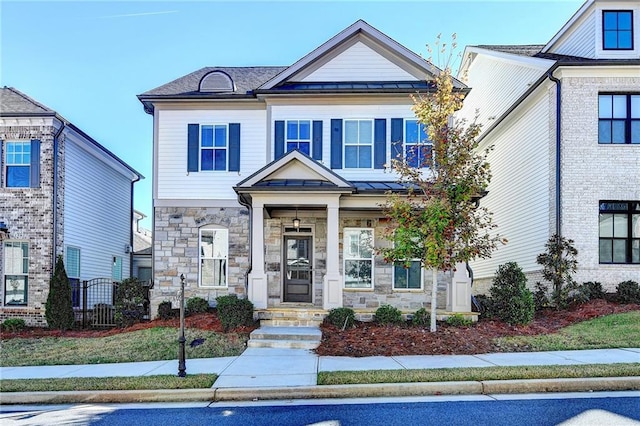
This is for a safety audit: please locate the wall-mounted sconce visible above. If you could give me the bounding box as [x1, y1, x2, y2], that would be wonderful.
[0, 222, 9, 241]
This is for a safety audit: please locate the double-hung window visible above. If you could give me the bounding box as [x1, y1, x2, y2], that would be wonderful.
[3, 241, 28, 305]
[599, 201, 640, 264]
[5, 141, 31, 187]
[343, 228, 374, 288]
[603, 10, 633, 50]
[66, 246, 81, 308]
[201, 124, 228, 171]
[598, 94, 640, 144]
[286, 120, 311, 155]
[344, 120, 373, 168]
[200, 226, 228, 287]
[393, 260, 423, 290]
[405, 119, 431, 168]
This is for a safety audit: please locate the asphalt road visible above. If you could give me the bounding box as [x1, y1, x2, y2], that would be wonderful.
[1, 392, 639, 426]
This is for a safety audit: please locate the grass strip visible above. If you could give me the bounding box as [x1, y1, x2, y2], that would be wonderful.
[494, 311, 640, 351]
[0, 328, 248, 367]
[318, 363, 640, 385]
[0, 374, 217, 393]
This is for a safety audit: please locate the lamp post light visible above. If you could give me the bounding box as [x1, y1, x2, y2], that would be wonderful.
[178, 273, 186, 377]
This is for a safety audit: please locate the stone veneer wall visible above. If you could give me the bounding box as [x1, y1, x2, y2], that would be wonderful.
[0, 125, 59, 326]
[151, 206, 250, 316]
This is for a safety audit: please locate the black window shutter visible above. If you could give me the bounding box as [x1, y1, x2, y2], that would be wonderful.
[30, 139, 40, 188]
[374, 119, 387, 169]
[330, 119, 342, 169]
[274, 120, 285, 160]
[390, 118, 403, 162]
[228, 123, 241, 172]
[187, 124, 199, 172]
[312, 120, 323, 161]
[0, 140, 3, 185]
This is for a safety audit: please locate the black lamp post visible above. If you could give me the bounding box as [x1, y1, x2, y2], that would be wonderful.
[178, 273, 186, 377]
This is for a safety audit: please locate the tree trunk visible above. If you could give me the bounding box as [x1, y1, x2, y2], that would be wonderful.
[430, 268, 438, 332]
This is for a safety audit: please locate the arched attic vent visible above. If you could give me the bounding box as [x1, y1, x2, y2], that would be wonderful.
[199, 70, 236, 92]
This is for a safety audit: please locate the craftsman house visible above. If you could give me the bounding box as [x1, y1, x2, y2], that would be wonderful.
[138, 20, 473, 321]
[457, 0, 639, 292]
[0, 87, 142, 325]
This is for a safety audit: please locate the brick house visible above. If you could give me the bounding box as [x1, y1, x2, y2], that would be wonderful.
[457, 0, 640, 292]
[0, 87, 142, 326]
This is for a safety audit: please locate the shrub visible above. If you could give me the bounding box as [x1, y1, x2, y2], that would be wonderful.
[536, 234, 578, 309]
[533, 282, 550, 311]
[45, 255, 75, 330]
[186, 297, 210, 316]
[473, 294, 495, 319]
[411, 307, 430, 326]
[489, 262, 535, 325]
[326, 307, 355, 330]
[157, 301, 175, 320]
[114, 278, 146, 328]
[616, 280, 640, 304]
[215, 294, 254, 331]
[2, 318, 26, 332]
[446, 313, 472, 327]
[581, 281, 605, 300]
[374, 304, 403, 325]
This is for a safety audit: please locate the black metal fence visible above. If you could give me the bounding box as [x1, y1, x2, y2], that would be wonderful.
[72, 278, 152, 328]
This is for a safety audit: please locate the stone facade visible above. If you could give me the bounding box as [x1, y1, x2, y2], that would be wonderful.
[559, 74, 640, 291]
[151, 206, 250, 316]
[0, 124, 62, 326]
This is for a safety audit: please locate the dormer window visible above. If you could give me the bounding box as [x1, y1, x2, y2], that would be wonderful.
[603, 10, 633, 50]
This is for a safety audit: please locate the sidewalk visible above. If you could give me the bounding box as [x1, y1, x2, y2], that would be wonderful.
[1, 348, 638, 404]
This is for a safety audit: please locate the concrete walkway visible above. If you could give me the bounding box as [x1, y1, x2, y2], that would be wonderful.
[2, 348, 638, 386]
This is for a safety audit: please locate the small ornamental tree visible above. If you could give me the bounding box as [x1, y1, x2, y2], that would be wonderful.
[45, 255, 75, 330]
[380, 36, 504, 332]
[536, 234, 578, 309]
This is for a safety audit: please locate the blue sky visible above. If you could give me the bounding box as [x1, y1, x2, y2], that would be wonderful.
[1, 0, 584, 228]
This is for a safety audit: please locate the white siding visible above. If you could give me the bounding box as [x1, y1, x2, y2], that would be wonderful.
[456, 53, 551, 138]
[469, 90, 552, 279]
[301, 41, 416, 82]
[271, 103, 415, 182]
[550, 9, 596, 58]
[156, 108, 267, 200]
[63, 136, 132, 282]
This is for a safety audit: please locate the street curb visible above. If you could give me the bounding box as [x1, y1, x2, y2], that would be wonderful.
[1, 377, 639, 405]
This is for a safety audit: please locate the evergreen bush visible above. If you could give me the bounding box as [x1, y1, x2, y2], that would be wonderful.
[536, 234, 578, 309]
[215, 294, 254, 331]
[157, 301, 175, 320]
[114, 278, 146, 327]
[616, 280, 640, 304]
[45, 255, 75, 330]
[2, 318, 26, 332]
[446, 313, 472, 327]
[186, 297, 210, 316]
[533, 282, 550, 311]
[581, 281, 605, 300]
[326, 307, 356, 329]
[374, 304, 403, 325]
[411, 307, 430, 326]
[489, 262, 535, 325]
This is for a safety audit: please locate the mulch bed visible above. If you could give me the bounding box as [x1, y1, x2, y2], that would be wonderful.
[314, 299, 640, 357]
[2, 300, 638, 358]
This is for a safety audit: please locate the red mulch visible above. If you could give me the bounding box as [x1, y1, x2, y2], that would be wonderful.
[314, 299, 640, 357]
[2, 300, 638, 357]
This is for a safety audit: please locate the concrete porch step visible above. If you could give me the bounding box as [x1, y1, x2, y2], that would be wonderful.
[248, 326, 322, 349]
[260, 318, 323, 327]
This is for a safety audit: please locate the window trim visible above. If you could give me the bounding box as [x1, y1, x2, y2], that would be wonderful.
[404, 118, 432, 168]
[66, 246, 81, 308]
[598, 93, 640, 144]
[112, 256, 123, 282]
[199, 225, 229, 288]
[602, 10, 634, 51]
[392, 259, 423, 291]
[285, 119, 312, 155]
[200, 124, 229, 171]
[3, 240, 29, 306]
[598, 201, 640, 265]
[343, 119, 374, 169]
[343, 227, 374, 289]
[4, 141, 31, 188]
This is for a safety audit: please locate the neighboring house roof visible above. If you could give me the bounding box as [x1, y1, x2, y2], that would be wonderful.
[1, 87, 143, 181]
[470, 45, 545, 58]
[474, 45, 640, 65]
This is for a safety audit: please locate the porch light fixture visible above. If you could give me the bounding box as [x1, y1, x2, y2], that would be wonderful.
[293, 209, 300, 229]
[0, 222, 8, 241]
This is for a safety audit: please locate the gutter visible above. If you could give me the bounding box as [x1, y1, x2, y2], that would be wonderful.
[547, 70, 562, 236]
[52, 119, 66, 270]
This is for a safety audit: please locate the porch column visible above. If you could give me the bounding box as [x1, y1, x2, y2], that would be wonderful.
[446, 262, 471, 313]
[323, 200, 343, 309]
[247, 199, 268, 309]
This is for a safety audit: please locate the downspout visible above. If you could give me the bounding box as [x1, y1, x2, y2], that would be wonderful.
[237, 194, 252, 296]
[130, 175, 141, 278]
[548, 70, 562, 237]
[52, 119, 66, 269]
